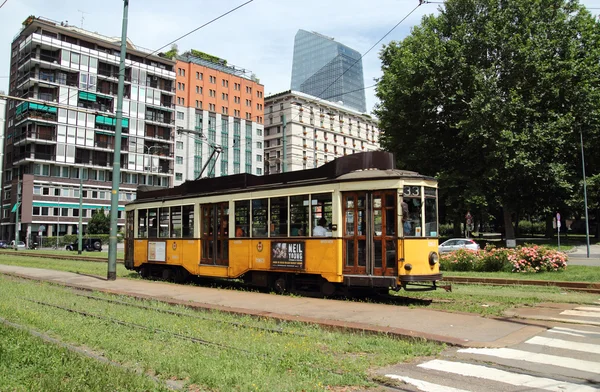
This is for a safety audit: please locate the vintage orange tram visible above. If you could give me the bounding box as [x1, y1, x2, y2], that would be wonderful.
[124, 151, 441, 295]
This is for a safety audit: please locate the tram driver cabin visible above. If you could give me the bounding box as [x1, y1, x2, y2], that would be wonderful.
[124, 151, 441, 295]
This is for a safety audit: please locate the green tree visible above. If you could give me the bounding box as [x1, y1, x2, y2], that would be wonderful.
[163, 44, 178, 59]
[87, 208, 110, 234]
[376, 0, 600, 239]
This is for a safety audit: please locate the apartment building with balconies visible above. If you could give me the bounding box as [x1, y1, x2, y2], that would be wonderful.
[1, 16, 176, 242]
[173, 50, 264, 184]
[263, 90, 380, 173]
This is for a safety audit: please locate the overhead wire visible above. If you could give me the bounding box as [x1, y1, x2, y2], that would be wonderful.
[0, 0, 8, 9]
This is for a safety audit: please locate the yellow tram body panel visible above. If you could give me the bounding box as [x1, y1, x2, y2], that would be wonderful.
[132, 238, 344, 282]
[399, 238, 440, 277]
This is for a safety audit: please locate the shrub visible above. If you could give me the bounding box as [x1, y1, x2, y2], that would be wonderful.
[440, 249, 482, 272]
[439, 244, 568, 273]
[508, 245, 568, 273]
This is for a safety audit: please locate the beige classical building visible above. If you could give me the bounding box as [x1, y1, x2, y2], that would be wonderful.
[263, 90, 380, 173]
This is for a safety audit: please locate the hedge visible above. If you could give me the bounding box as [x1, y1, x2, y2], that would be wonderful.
[440, 245, 567, 273]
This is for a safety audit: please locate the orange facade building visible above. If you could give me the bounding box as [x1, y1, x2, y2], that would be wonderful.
[173, 52, 264, 184]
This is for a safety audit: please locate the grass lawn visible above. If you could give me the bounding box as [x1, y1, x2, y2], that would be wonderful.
[442, 265, 600, 283]
[0, 254, 135, 278]
[1, 249, 124, 259]
[0, 322, 167, 392]
[0, 276, 442, 391]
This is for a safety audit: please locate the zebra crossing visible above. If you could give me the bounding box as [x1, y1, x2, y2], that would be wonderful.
[383, 306, 600, 391]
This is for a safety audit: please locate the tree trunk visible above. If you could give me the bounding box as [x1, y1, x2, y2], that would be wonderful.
[503, 206, 515, 240]
[595, 209, 600, 240]
[453, 220, 462, 237]
[545, 216, 554, 238]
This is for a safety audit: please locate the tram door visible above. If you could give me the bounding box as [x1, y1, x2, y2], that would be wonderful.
[342, 191, 397, 276]
[200, 203, 229, 266]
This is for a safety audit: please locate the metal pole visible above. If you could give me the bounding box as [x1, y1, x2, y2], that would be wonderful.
[56, 188, 60, 249]
[580, 130, 590, 258]
[108, 0, 129, 280]
[15, 179, 20, 251]
[282, 114, 286, 173]
[78, 174, 83, 254]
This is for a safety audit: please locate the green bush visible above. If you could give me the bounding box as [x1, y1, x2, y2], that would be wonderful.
[439, 224, 454, 236]
[440, 245, 568, 273]
[34, 234, 123, 248]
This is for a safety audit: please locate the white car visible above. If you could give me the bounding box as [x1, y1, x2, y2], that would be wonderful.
[10, 240, 26, 249]
[438, 238, 480, 253]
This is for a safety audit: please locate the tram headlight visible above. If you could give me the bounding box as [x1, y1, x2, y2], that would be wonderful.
[404, 263, 412, 271]
[429, 252, 439, 266]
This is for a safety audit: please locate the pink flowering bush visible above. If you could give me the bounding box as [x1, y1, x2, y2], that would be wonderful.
[508, 245, 568, 273]
[439, 244, 567, 273]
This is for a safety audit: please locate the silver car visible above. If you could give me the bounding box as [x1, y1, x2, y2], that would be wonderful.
[438, 238, 480, 253]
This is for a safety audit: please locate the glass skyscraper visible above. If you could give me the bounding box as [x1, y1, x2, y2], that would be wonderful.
[291, 30, 366, 113]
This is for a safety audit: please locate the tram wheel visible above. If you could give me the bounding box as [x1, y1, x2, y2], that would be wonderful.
[140, 266, 149, 278]
[320, 281, 336, 297]
[161, 268, 172, 281]
[274, 277, 287, 294]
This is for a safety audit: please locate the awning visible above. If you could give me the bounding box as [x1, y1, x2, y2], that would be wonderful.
[78, 91, 97, 102]
[11, 202, 21, 213]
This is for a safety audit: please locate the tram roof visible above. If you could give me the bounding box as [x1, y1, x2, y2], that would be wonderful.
[132, 151, 435, 203]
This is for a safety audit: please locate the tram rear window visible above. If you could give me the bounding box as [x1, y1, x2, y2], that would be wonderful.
[136, 205, 194, 238]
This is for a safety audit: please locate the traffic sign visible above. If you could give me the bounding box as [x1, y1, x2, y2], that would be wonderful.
[556, 213, 561, 228]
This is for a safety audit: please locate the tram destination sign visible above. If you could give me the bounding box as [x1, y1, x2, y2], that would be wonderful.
[271, 241, 305, 270]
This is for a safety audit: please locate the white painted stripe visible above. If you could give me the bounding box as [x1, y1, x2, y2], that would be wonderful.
[458, 347, 600, 374]
[552, 326, 600, 336]
[418, 359, 597, 392]
[385, 374, 470, 392]
[526, 336, 600, 355]
[561, 310, 600, 318]
[547, 330, 585, 337]
[575, 306, 600, 312]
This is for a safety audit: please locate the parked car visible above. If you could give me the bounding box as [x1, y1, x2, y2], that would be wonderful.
[0, 240, 8, 249]
[438, 238, 480, 253]
[10, 240, 26, 249]
[65, 238, 103, 252]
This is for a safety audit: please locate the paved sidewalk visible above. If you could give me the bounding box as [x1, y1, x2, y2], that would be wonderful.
[0, 264, 565, 348]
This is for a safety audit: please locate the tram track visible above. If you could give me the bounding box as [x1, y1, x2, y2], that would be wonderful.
[3, 250, 599, 294]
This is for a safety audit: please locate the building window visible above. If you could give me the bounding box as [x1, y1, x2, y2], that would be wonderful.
[176, 156, 184, 164]
[256, 141, 262, 149]
[257, 128, 262, 136]
[196, 86, 202, 94]
[209, 89, 216, 97]
[209, 75, 216, 83]
[209, 103, 216, 111]
[222, 106, 228, 115]
[177, 111, 185, 120]
[176, 141, 184, 150]
[246, 86, 252, 94]
[196, 72, 202, 80]
[196, 100, 202, 109]
[176, 173, 183, 181]
[222, 93, 228, 100]
[256, 154, 262, 162]
[256, 168, 262, 175]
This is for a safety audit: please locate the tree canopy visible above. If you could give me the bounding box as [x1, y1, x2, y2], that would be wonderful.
[87, 208, 110, 234]
[375, 0, 600, 238]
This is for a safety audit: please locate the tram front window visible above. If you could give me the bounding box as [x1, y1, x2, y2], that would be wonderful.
[402, 186, 422, 237]
[425, 187, 438, 237]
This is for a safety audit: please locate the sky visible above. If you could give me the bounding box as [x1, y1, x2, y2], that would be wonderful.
[0, 0, 598, 114]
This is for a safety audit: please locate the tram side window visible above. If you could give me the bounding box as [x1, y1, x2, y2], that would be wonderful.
[425, 187, 437, 237]
[403, 186, 422, 237]
[138, 209, 147, 238]
[171, 206, 182, 237]
[311, 193, 332, 237]
[290, 195, 308, 236]
[148, 208, 158, 238]
[159, 208, 170, 237]
[182, 205, 194, 238]
[234, 201, 250, 237]
[252, 199, 268, 237]
[126, 211, 134, 239]
[270, 197, 288, 237]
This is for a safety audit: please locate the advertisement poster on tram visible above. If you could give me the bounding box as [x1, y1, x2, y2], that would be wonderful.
[271, 242, 305, 270]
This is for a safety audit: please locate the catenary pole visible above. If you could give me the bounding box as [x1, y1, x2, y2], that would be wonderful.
[78, 175, 83, 254]
[580, 130, 590, 258]
[108, 0, 129, 280]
